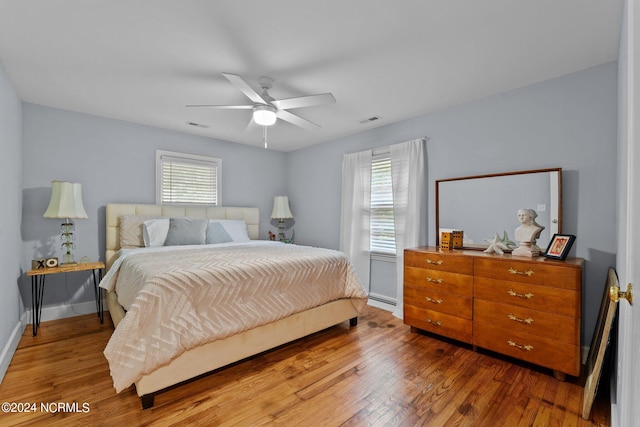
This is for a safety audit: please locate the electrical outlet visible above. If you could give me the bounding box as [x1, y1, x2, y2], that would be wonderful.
[537, 204, 546, 212]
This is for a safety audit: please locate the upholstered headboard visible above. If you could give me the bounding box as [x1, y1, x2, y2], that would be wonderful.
[105, 203, 260, 270]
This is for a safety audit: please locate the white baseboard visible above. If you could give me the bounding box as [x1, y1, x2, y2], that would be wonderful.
[0, 313, 27, 384]
[1, 299, 106, 385]
[24, 300, 107, 325]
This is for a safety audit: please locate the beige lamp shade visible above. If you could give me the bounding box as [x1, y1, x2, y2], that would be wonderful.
[271, 196, 293, 219]
[43, 181, 89, 219]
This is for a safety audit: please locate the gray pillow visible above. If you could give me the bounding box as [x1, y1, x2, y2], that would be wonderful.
[164, 217, 208, 246]
[206, 221, 233, 244]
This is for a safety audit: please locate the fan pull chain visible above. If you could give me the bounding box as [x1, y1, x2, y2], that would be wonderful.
[263, 126, 268, 149]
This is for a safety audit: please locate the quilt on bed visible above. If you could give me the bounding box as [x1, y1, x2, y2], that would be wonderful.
[101, 241, 367, 392]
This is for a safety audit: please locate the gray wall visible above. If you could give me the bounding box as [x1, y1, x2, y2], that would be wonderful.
[12, 61, 617, 360]
[0, 60, 24, 382]
[20, 104, 288, 310]
[287, 62, 618, 344]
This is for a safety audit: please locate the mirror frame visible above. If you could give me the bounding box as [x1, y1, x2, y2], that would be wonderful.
[435, 168, 562, 249]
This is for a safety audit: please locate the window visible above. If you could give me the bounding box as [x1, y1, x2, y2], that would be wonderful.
[370, 152, 395, 254]
[156, 150, 221, 205]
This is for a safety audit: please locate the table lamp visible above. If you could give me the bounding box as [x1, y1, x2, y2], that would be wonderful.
[271, 196, 293, 242]
[43, 181, 88, 265]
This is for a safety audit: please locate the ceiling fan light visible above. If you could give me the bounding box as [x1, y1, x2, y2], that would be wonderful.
[253, 105, 277, 126]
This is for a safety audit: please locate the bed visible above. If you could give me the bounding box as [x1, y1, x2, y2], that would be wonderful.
[101, 203, 367, 409]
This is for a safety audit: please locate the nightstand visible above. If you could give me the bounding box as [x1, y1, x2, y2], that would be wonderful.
[27, 261, 105, 336]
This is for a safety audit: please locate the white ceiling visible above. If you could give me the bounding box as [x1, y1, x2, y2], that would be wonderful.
[0, 1, 622, 152]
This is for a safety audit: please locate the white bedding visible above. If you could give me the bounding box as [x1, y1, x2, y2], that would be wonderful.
[101, 241, 367, 392]
[100, 241, 273, 310]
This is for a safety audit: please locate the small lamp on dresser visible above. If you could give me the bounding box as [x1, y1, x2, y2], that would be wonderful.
[271, 196, 293, 242]
[43, 181, 88, 265]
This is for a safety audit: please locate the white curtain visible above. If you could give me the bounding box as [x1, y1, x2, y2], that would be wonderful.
[390, 139, 426, 318]
[339, 150, 372, 292]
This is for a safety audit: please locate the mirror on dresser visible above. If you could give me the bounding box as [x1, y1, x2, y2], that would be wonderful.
[436, 168, 562, 251]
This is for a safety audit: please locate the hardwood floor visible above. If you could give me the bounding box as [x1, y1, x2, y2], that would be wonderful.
[0, 307, 610, 426]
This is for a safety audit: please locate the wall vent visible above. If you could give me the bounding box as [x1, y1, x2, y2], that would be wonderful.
[368, 292, 397, 306]
[358, 116, 381, 124]
[185, 121, 209, 128]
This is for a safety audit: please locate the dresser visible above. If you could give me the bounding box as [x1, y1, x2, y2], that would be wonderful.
[404, 247, 583, 379]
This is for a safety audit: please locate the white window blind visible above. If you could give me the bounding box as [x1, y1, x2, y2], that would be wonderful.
[370, 153, 396, 254]
[156, 150, 221, 205]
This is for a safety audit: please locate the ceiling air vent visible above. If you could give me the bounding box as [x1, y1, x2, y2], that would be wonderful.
[358, 116, 381, 124]
[185, 121, 209, 129]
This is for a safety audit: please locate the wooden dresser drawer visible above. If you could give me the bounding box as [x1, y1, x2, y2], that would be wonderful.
[474, 323, 580, 376]
[404, 266, 473, 297]
[474, 257, 581, 290]
[474, 299, 579, 345]
[404, 284, 472, 319]
[404, 305, 472, 344]
[404, 250, 473, 274]
[474, 276, 580, 318]
[403, 247, 583, 378]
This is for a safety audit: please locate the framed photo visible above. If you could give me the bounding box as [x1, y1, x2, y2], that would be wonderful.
[544, 234, 576, 260]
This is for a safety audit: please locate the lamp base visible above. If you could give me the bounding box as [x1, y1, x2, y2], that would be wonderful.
[61, 252, 77, 265]
[60, 220, 76, 265]
[275, 221, 294, 244]
[277, 220, 286, 242]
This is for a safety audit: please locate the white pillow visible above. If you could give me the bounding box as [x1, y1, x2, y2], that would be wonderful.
[142, 218, 170, 247]
[210, 219, 251, 242]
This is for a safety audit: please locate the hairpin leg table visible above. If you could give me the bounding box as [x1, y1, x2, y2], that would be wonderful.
[27, 261, 105, 336]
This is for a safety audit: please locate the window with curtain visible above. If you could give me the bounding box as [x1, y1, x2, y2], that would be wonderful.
[341, 138, 425, 315]
[370, 151, 396, 254]
[156, 150, 221, 205]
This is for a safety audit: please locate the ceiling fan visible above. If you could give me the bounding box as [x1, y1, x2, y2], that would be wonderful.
[186, 73, 336, 131]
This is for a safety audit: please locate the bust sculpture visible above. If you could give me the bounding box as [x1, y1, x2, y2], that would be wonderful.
[512, 208, 544, 257]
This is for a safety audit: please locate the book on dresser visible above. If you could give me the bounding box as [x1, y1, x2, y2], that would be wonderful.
[403, 246, 583, 380]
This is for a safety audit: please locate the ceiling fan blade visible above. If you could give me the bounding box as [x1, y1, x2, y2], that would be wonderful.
[272, 93, 335, 110]
[223, 73, 267, 104]
[185, 104, 253, 109]
[276, 110, 320, 130]
[246, 117, 259, 131]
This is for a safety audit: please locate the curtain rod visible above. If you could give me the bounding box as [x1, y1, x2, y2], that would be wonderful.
[348, 136, 430, 157]
[372, 136, 430, 154]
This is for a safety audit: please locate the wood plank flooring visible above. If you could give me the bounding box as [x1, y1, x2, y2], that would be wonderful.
[0, 307, 610, 426]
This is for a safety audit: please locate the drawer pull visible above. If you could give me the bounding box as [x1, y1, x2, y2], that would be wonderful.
[508, 289, 534, 299]
[508, 267, 534, 277]
[508, 339, 534, 352]
[425, 296, 444, 304]
[426, 277, 444, 284]
[426, 318, 443, 326]
[426, 259, 443, 265]
[508, 313, 534, 325]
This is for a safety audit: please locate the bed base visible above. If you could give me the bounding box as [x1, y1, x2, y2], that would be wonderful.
[103, 203, 363, 409]
[106, 290, 360, 409]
